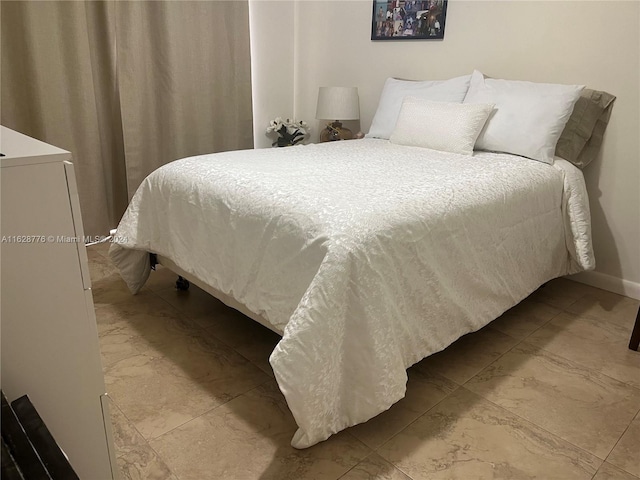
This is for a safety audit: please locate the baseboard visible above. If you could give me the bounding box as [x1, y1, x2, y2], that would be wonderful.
[568, 270, 640, 300]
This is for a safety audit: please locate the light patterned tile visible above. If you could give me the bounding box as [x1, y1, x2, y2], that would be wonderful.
[488, 299, 561, 340]
[607, 414, 640, 477]
[98, 326, 151, 370]
[413, 326, 518, 384]
[466, 342, 640, 458]
[109, 399, 178, 480]
[340, 453, 411, 480]
[566, 287, 640, 330]
[155, 284, 230, 321]
[377, 387, 600, 480]
[157, 283, 282, 376]
[349, 368, 456, 450]
[592, 462, 640, 480]
[530, 277, 599, 309]
[87, 248, 121, 284]
[234, 334, 280, 378]
[89, 241, 640, 479]
[92, 274, 152, 307]
[104, 333, 270, 440]
[95, 294, 195, 338]
[195, 305, 279, 350]
[527, 312, 640, 388]
[87, 241, 111, 258]
[196, 307, 281, 377]
[150, 381, 372, 480]
[95, 294, 202, 368]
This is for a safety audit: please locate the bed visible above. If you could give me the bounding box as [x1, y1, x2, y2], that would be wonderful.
[109, 70, 612, 448]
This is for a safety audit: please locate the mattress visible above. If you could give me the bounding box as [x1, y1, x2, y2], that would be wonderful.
[110, 138, 594, 448]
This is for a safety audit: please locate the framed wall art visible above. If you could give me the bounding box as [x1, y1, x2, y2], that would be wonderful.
[372, 0, 447, 40]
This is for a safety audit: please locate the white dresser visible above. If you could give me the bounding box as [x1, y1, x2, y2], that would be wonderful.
[0, 126, 117, 479]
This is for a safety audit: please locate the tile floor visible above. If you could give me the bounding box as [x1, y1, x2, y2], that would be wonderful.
[87, 243, 640, 480]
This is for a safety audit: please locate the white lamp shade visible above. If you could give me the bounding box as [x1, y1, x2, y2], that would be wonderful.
[316, 87, 360, 120]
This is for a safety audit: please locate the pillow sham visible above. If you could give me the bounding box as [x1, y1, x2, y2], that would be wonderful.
[555, 88, 615, 169]
[389, 98, 494, 155]
[367, 74, 471, 140]
[463, 70, 584, 164]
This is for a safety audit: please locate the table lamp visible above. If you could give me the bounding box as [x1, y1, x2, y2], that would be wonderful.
[316, 87, 360, 142]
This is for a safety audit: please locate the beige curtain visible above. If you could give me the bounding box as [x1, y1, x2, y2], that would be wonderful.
[1, 1, 253, 237]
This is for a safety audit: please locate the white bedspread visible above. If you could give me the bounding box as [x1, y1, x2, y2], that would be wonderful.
[110, 139, 594, 448]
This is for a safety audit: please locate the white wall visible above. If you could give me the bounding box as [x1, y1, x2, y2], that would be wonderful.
[251, 1, 640, 298]
[249, 0, 296, 148]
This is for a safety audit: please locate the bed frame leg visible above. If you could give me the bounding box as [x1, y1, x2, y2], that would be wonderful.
[175, 276, 190, 291]
[629, 306, 640, 351]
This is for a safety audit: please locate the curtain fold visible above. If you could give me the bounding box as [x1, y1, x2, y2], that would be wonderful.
[1, 1, 125, 237]
[115, 1, 254, 195]
[1, 1, 253, 236]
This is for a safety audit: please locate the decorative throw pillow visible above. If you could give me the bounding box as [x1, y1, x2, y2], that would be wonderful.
[389, 98, 494, 155]
[555, 89, 615, 168]
[367, 75, 471, 140]
[463, 70, 584, 164]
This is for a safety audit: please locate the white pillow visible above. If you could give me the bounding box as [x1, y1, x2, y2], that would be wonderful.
[389, 98, 494, 155]
[464, 70, 584, 164]
[367, 74, 471, 139]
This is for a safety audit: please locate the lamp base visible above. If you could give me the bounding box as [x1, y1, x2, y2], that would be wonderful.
[320, 121, 353, 142]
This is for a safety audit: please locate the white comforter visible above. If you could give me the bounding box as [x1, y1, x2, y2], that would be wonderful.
[110, 139, 594, 448]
